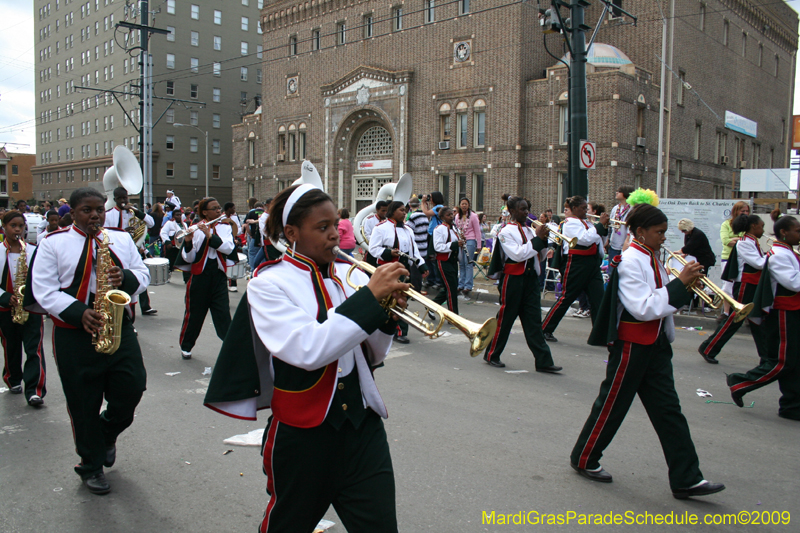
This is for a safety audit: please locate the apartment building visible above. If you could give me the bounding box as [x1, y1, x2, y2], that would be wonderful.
[32, 0, 265, 207]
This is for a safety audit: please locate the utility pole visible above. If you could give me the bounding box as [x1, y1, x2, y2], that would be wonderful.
[542, 1, 636, 198]
[117, 1, 168, 207]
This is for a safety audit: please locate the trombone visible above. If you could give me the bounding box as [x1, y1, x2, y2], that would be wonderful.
[173, 214, 230, 245]
[767, 237, 800, 258]
[663, 248, 753, 323]
[333, 247, 497, 356]
[530, 220, 577, 248]
[587, 213, 624, 230]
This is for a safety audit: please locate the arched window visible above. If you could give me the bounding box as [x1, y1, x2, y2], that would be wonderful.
[356, 125, 393, 159]
[455, 101, 469, 149]
[277, 125, 286, 160]
[288, 124, 297, 161]
[473, 99, 486, 148]
[439, 103, 452, 143]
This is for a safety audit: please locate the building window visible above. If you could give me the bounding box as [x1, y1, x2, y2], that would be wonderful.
[456, 174, 467, 201]
[213, 114, 220, 128]
[473, 101, 485, 147]
[694, 124, 701, 159]
[213, 62, 221, 76]
[257, 69, 262, 83]
[312, 29, 320, 50]
[212, 165, 220, 180]
[299, 129, 307, 160]
[214, 35, 221, 50]
[166, 0, 175, 15]
[189, 163, 198, 179]
[166, 53, 175, 69]
[677, 70, 685, 106]
[191, 4, 199, 20]
[190, 137, 198, 153]
[241, 41, 249, 56]
[288, 132, 296, 161]
[212, 139, 220, 154]
[240, 67, 248, 81]
[278, 129, 286, 158]
[166, 162, 174, 177]
[636, 106, 645, 138]
[439, 175, 450, 205]
[758, 43, 763, 67]
[213, 87, 221, 102]
[723, 20, 729, 46]
[11, 165, 18, 175]
[190, 84, 198, 98]
[214, 10, 222, 25]
[364, 15, 373, 38]
[248, 139, 255, 165]
[472, 174, 484, 211]
[425, 0, 435, 23]
[289, 35, 297, 55]
[190, 111, 198, 126]
[191, 58, 199, 73]
[337, 22, 345, 45]
[257, 45, 263, 58]
[191, 31, 199, 46]
[392, 7, 402, 31]
[459, 0, 470, 15]
[166, 135, 175, 150]
[166, 26, 175, 41]
[675, 159, 682, 183]
[752, 143, 760, 169]
[699, 3, 705, 31]
[166, 109, 174, 124]
[775, 55, 780, 77]
[741, 33, 747, 57]
[241, 16, 249, 31]
[559, 105, 569, 145]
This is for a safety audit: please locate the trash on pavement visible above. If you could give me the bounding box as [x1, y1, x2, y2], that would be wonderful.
[223, 449, 233, 455]
[224, 428, 265, 447]
[165, 372, 181, 376]
[314, 519, 336, 532]
[696, 389, 712, 398]
[202, 367, 212, 376]
[505, 370, 529, 374]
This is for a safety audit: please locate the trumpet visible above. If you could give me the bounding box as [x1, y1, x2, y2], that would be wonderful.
[531, 220, 577, 248]
[587, 213, 624, 230]
[174, 214, 230, 244]
[333, 247, 497, 356]
[767, 237, 800, 258]
[663, 248, 753, 323]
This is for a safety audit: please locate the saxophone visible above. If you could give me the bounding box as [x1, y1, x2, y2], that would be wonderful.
[92, 229, 132, 354]
[11, 241, 29, 325]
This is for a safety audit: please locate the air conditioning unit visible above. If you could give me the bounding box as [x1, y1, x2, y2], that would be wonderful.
[739, 160, 748, 169]
[636, 137, 646, 147]
[438, 141, 450, 150]
[720, 155, 729, 165]
[276, 154, 285, 162]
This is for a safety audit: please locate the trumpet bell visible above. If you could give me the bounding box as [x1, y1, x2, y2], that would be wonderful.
[732, 302, 754, 323]
[468, 318, 498, 356]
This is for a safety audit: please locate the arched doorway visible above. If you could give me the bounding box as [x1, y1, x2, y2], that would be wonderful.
[351, 124, 394, 213]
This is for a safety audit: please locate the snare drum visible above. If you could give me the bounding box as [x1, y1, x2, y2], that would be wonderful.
[226, 253, 248, 280]
[144, 257, 171, 286]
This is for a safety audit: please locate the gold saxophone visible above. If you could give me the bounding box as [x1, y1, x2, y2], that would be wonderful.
[126, 208, 147, 246]
[11, 241, 29, 325]
[93, 229, 132, 354]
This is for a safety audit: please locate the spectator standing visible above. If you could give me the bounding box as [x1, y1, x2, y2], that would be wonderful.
[337, 209, 357, 256]
[455, 198, 481, 298]
[422, 192, 445, 288]
[607, 186, 634, 264]
[720, 201, 750, 318]
[244, 201, 266, 270]
[406, 196, 429, 292]
[57, 198, 70, 217]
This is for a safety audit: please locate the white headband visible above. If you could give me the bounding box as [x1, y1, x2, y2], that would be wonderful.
[282, 183, 320, 227]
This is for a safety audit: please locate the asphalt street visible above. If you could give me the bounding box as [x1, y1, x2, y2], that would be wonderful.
[1, 278, 798, 533]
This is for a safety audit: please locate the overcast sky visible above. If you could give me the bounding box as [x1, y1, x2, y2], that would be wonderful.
[3, 1, 800, 154]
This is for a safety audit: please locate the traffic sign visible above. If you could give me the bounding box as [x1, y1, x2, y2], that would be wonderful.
[579, 140, 596, 170]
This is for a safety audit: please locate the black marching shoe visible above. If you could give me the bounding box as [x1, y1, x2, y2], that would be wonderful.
[672, 480, 725, 500]
[104, 444, 117, 468]
[570, 462, 612, 483]
[27, 395, 44, 406]
[698, 347, 718, 364]
[543, 332, 558, 343]
[142, 309, 158, 315]
[9, 385, 23, 394]
[536, 365, 563, 374]
[725, 374, 744, 407]
[82, 472, 111, 495]
[485, 359, 505, 368]
[394, 335, 409, 344]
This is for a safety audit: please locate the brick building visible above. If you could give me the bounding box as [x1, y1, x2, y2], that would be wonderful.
[232, 0, 797, 217]
[0, 149, 36, 209]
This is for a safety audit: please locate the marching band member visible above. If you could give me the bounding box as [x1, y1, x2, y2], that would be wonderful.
[698, 214, 766, 364]
[727, 215, 800, 420]
[224, 202, 244, 293]
[432, 206, 463, 315]
[541, 195, 608, 342]
[606, 185, 634, 263]
[177, 197, 234, 360]
[483, 197, 562, 373]
[259, 204, 282, 261]
[104, 187, 155, 233]
[369, 201, 428, 344]
[1, 211, 46, 406]
[37, 210, 61, 244]
[570, 201, 725, 499]
[160, 209, 191, 283]
[204, 183, 408, 532]
[25, 188, 150, 495]
[363, 200, 389, 266]
[165, 189, 181, 210]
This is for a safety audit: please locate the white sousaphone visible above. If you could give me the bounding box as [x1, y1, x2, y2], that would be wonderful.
[102, 145, 146, 246]
[273, 160, 325, 253]
[353, 173, 413, 249]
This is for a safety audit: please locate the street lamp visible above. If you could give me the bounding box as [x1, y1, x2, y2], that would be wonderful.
[173, 123, 208, 197]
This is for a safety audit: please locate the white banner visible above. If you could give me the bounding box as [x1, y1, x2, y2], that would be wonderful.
[739, 168, 792, 192]
[725, 110, 758, 138]
[357, 159, 392, 170]
[658, 199, 749, 286]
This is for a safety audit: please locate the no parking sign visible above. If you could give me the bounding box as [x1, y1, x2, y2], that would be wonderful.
[579, 140, 596, 170]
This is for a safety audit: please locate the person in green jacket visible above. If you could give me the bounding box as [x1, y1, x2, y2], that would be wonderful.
[719, 201, 750, 318]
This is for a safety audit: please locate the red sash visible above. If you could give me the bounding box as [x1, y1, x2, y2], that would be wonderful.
[569, 244, 598, 256]
[617, 319, 661, 345]
[741, 271, 762, 285]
